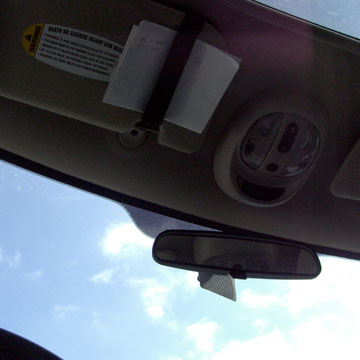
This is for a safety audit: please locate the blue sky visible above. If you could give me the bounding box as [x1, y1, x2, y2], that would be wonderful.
[1, 159, 360, 360]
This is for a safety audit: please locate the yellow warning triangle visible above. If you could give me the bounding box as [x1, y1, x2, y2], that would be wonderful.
[22, 24, 44, 57]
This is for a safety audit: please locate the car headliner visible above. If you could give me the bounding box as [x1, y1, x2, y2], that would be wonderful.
[1, 0, 360, 257]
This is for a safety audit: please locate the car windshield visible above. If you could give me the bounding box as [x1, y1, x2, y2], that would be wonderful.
[1, 159, 359, 359]
[256, 0, 360, 39]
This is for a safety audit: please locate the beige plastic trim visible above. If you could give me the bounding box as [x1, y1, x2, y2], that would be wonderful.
[213, 90, 328, 206]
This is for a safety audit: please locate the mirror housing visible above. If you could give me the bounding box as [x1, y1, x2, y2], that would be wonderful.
[153, 231, 321, 280]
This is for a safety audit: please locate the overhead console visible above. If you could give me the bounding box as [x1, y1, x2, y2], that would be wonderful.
[214, 92, 328, 206]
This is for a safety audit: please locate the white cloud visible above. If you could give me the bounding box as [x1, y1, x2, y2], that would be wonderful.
[284, 256, 360, 317]
[186, 318, 219, 353]
[157, 268, 200, 294]
[53, 304, 80, 319]
[90, 268, 116, 284]
[239, 257, 360, 317]
[208, 313, 359, 360]
[185, 271, 199, 290]
[173, 257, 360, 360]
[129, 278, 171, 320]
[129, 270, 199, 322]
[26, 269, 43, 281]
[0, 247, 22, 268]
[179, 320, 349, 360]
[130, 255, 357, 360]
[253, 318, 268, 334]
[211, 328, 291, 360]
[100, 223, 152, 258]
[240, 288, 283, 309]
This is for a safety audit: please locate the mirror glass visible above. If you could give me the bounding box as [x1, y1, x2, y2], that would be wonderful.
[153, 231, 321, 279]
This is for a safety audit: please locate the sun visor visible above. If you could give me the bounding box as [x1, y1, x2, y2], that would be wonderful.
[331, 139, 360, 200]
[1, 0, 233, 153]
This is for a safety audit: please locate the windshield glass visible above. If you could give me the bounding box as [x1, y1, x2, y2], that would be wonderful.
[256, 0, 360, 39]
[1, 159, 359, 360]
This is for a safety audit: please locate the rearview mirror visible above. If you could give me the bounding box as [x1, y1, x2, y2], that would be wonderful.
[153, 231, 321, 280]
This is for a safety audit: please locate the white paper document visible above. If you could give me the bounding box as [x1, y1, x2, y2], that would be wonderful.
[103, 20, 240, 133]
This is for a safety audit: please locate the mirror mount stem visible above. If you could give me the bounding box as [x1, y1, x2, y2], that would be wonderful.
[230, 270, 247, 280]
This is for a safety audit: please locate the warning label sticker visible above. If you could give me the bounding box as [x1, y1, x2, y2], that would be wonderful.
[22, 24, 123, 81]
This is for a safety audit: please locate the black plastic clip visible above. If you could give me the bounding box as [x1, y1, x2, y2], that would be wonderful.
[135, 14, 204, 134]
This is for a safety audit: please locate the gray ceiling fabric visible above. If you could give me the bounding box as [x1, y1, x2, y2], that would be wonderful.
[122, 203, 212, 238]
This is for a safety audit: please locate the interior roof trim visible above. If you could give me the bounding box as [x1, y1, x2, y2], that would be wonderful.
[1, 146, 359, 262]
